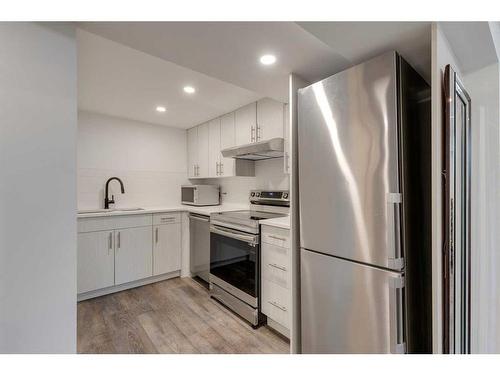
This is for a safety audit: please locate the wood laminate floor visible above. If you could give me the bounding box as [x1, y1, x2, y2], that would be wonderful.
[77, 277, 290, 354]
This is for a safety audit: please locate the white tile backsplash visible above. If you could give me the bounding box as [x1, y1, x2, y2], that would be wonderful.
[77, 111, 189, 209]
[78, 111, 290, 208]
[197, 158, 289, 204]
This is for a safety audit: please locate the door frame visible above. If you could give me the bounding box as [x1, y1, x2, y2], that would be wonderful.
[443, 64, 472, 354]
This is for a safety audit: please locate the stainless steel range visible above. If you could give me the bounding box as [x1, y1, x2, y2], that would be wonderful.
[209, 190, 290, 326]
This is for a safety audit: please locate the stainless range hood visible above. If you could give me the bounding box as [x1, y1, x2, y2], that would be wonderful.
[221, 138, 284, 160]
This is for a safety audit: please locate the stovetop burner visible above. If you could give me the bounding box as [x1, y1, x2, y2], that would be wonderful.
[217, 210, 286, 221]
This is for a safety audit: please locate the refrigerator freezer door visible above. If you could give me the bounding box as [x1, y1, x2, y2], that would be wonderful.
[298, 51, 402, 270]
[301, 249, 405, 354]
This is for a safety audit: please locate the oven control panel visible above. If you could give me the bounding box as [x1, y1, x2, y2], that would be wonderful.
[250, 190, 290, 206]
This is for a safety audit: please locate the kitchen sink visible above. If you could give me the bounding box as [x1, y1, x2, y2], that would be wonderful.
[78, 207, 144, 214]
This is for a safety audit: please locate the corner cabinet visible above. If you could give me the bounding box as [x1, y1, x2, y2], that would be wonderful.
[187, 97, 285, 179]
[77, 212, 182, 300]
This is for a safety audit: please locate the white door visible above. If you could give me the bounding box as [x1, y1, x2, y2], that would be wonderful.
[197, 122, 210, 178]
[257, 98, 284, 141]
[235, 102, 256, 146]
[187, 127, 198, 177]
[220, 112, 235, 176]
[208, 118, 221, 177]
[153, 223, 181, 275]
[115, 226, 153, 285]
[77, 230, 114, 294]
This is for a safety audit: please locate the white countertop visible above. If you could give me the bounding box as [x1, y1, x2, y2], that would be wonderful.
[259, 215, 290, 230]
[77, 203, 249, 219]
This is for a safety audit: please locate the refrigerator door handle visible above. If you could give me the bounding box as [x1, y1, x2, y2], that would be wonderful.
[389, 276, 406, 354]
[387, 193, 404, 270]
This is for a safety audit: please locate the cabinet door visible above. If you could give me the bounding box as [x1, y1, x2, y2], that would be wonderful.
[197, 122, 210, 178]
[257, 98, 284, 141]
[208, 118, 221, 177]
[187, 127, 198, 177]
[235, 102, 256, 146]
[77, 231, 114, 294]
[115, 226, 153, 285]
[220, 112, 235, 176]
[153, 223, 181, 275]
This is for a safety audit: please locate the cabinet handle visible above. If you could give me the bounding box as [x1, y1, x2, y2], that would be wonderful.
[269, 300, 287, 312]
[220, 162, 224, 175]
[269, 235, 286, 241]
[155, 227, 159, 243]
[256, 124, 261, 141]
[117, 231, 121, 249]
[251, 126, 255, 142]
[108, 232, 113, 251]
[160, 216, 175, 222]
[269, 263, 287, 272]
[216, 162, 220, 176]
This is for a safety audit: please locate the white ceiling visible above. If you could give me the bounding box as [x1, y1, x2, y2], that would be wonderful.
[78, 22, 433, 129]
[297, 22, 431, 82]
[440, 22, 499, 74]
[77, 29, 261, 129]
[78, 22, 351, 103]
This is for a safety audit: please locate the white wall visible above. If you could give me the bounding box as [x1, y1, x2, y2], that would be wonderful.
[198, 158, 289, 204]
[0, 23, 77, 353]
[77, 111, 189, 209]
[463, 63, 500, 353]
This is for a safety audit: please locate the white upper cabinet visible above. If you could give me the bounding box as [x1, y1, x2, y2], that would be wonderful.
[187, 127, 198, 178]
[235, 102, 257, 146]
[219, 112, 236, 177]
[256, 98, 284, 142]
[208, 118, 221, 178]
[187, 98, 285, 179]
[197, 122, 210, 178]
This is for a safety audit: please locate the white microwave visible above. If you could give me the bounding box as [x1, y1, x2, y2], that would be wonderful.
[181, 185, 220, 206]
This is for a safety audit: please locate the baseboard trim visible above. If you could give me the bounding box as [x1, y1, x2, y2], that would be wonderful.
[77, 270, 181, 301]
[267, 317, 290, 340]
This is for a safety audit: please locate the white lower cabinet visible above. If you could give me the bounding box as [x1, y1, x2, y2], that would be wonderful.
[153, 222, 181, 276]
[77, 230, 115, 294]
[114, 226, 153, 285]
[261, 225, 291, 336]
[77, 212, 182, 299]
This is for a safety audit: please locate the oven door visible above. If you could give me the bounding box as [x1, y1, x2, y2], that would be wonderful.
[210, 225, 260, 307]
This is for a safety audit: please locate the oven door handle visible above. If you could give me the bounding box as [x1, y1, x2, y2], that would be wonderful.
[210, 225, 259, 245]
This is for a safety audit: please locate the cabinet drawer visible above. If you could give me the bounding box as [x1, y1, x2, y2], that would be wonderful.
[78, 214, 152, 233]
[261, 225, 290, 248]
[261, 281, 290, 329]
[153, 212, 181, 225]
[262, 243, 290, 289]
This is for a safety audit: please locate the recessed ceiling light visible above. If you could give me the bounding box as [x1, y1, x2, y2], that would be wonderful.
[183, 86, 196, 94]
[260, 54, 277, 65]
[156, 106, 166, 113]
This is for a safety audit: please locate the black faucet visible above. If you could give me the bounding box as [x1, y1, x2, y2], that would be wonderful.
[104, 177, 125, 209]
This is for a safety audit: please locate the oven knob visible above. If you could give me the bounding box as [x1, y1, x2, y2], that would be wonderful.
[250, 192, 255, 197]
[283, 193, 288, 199]
[256, 192, 261, 197]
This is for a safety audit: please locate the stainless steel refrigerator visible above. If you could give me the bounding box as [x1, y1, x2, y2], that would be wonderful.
[298, 51, 432, 354]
